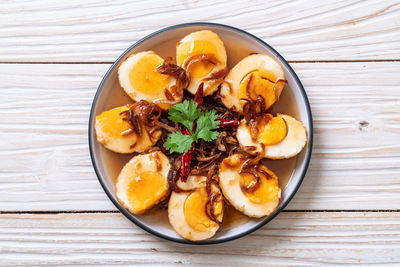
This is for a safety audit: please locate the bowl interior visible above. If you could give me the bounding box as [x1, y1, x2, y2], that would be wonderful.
[89, 23, 312, 244]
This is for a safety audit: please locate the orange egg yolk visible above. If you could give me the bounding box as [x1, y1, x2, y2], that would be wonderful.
[184, 188, 223, 232]
[96, 106, 132, 138]
[239, 168, 280, 204]
[129, 53, 171, 95]
[257, 115, 287, 145]
[238, 70, 278, 110]
[126, 171, 168, 214]
[177, 40, 218, 78]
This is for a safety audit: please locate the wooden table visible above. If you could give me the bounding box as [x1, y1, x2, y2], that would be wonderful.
[1, 1, 399, 265]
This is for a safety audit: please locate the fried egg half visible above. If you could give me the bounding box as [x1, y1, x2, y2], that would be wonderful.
[95, 105, 161, 153]
[237, 114, 307, 159]
[176, 30, 227, 96]
[219, 153, 281, 218]
[168, 175, 224, 241]
[118, 51, 179, 109]
[220, 54, 285, 113]
[116, 151, 171, 215]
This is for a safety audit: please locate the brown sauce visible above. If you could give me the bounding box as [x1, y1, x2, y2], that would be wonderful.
[101, 34, 300, 229]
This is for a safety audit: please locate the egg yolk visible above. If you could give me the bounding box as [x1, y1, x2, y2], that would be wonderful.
[238, 70, 277, 109]
[184, 188, 223, 232]
[257, 68, 277, 84]
[129, 53, 171, 95]
[96, 106, 132, 138]
[177, 40, 218, 78]
[126, 171, 168, 214]
[240, 168, 280, 204]
[258, 115, 287, 145]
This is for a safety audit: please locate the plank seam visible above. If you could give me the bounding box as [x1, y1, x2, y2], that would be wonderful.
[0, 210, 399, 214]
[0, 59, 399, 64]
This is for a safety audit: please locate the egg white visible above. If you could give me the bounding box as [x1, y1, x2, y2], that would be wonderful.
[116, 151, 171, 215]
[237, 114, 307, 159]
[218, 154, 281, 218]
[118, 51, 177, 107]
[168, 175, 223, 241]
[95, 105, 161, 154]
[220, 54, 285, 113]
[176, 30, 227, 96]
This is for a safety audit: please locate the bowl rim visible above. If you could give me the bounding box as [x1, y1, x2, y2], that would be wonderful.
[88, 22, 313, 245]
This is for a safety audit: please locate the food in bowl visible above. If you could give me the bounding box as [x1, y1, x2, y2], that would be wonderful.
[176, 30, 227, 96]
[94, 30, 308, 241]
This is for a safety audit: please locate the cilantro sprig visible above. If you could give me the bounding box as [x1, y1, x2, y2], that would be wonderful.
[167, 100, 201, 135]
[164, 132, 194, 153]
[164, 100, 220, 153]
[194, 109, 220, 141]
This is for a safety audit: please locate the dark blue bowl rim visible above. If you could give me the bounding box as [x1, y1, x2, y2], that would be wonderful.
[88, 22, 313, 245]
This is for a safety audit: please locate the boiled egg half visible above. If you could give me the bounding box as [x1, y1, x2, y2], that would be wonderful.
[118, 51, 179, 109]
[237, 114, 307, 159]
[176, 30, 227, 96]
[116, 151, 171, 215]
[219, 153, 281, 218]
[95, 105, 161, 153]
[220, 54, 285, 113]
[168, 175, 224, 241]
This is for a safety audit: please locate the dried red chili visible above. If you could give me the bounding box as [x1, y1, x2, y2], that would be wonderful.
[160, 146, 168, 153]
[179, 128, 193, 182]
[179, 83, 206, 182]
[182, 128, 191, 136]
[180, 146, 194, 182]
[194, 83, 204, 107]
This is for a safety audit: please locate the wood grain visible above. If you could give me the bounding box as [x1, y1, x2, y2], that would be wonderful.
[1, 1, 399, 265]
[0, 212, 399, 266]
[0, 62, 399, 211]
[0, 0, 399, 62]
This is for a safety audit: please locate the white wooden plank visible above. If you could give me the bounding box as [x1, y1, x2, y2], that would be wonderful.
[287, 62, 400, 210]
[0, 212, 399, 266]
[0, 0, 399, 62]
[0, 62, 399, 211]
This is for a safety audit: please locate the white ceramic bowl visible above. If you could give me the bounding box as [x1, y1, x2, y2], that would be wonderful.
[89, 22, 313, 244]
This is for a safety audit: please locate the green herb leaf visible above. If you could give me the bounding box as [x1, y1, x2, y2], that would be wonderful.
[194, 109, 220, 142]
[164, 132, 195, 153]
[164, 100, 221, 153]
[168, 100, 201, 134]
